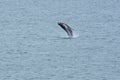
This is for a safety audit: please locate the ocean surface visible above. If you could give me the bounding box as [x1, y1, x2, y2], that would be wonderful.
[0, 0, 120, 80]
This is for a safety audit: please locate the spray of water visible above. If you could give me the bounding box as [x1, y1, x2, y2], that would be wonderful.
[72, 30, 79, 38]
[59, 30, 79, 39]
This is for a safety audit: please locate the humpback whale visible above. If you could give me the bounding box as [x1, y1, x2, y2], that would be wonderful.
[57, 22, 73, 38]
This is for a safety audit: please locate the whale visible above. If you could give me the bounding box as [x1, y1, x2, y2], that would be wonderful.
[57, 22, 73, 38]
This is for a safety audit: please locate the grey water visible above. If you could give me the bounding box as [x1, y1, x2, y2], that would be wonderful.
[0, 0, 120, 80]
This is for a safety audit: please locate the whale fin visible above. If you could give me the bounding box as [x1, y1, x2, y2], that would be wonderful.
[57, 22, 73, 37]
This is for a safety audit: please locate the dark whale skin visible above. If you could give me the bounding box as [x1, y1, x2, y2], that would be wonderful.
[57, 22, 73, 37]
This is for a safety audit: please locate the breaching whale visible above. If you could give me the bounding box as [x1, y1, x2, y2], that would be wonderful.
[57, 22, 73, 38]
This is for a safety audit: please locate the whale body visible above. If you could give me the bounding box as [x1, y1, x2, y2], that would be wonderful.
[57, 22, 73, 38]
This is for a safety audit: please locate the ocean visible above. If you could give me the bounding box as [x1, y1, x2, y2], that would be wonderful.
[0, 0, 120, 80]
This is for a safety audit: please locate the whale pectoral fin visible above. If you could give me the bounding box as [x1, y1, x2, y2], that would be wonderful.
[57, 22, 74, 37]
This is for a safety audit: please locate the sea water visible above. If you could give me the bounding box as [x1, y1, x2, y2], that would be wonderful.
[0, 0, 120, 80]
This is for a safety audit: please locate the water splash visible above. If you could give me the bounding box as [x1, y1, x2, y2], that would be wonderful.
[59, 30, 79, 39]
[72, 30, 79, 38]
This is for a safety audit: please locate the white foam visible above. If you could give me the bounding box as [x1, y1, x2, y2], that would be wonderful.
[59, 30, 79, 39]
[72, 30, 79, 38]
